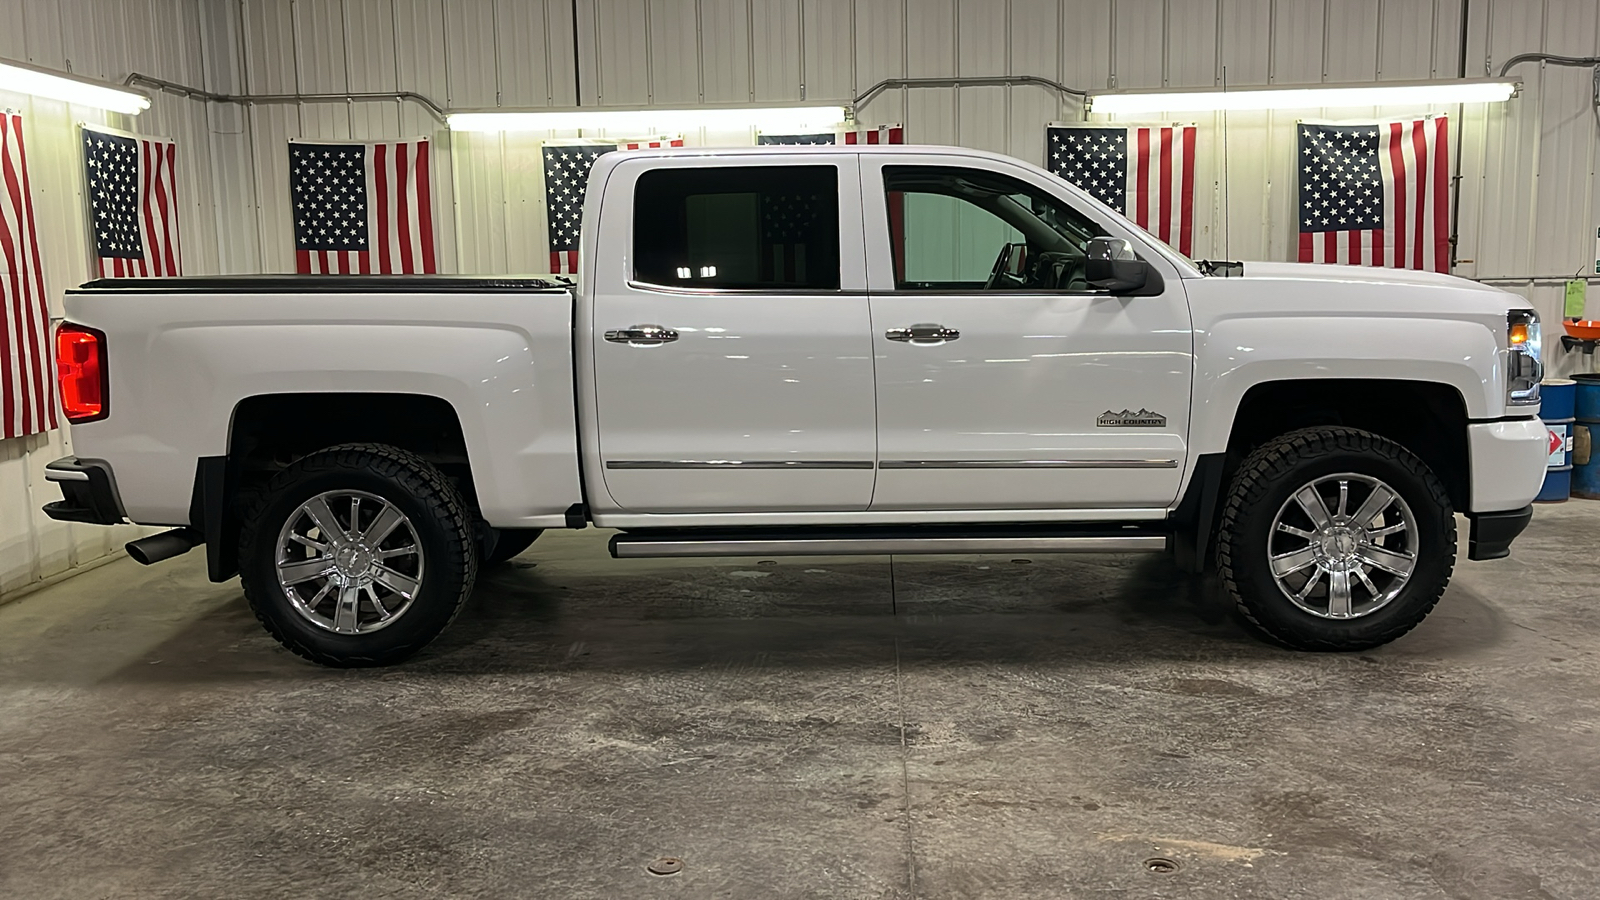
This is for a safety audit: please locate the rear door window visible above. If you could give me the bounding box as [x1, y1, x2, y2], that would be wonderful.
[633, 165, 841, 290]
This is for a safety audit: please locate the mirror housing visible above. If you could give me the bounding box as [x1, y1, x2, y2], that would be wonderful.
[1085, 237, 1150, 293]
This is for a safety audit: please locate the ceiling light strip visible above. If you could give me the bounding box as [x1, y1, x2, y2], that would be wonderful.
[1089, 78, 1518, 114]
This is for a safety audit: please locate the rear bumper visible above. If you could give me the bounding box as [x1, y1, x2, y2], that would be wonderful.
[1467, 418, 1548, 513]
[41, 457, 126, 525]
[1466, 505, 1532, 561]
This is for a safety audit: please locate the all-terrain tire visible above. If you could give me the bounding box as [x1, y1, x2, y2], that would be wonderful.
[1216, 426, 1456, 651]
[238, 443, 478, 667]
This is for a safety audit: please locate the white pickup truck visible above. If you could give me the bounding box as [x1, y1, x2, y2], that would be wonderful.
[44, 144, 1548, 667]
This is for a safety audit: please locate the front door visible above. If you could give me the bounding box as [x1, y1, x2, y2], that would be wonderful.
[860, 156, 1194, 511]
[590, 156, 877, 513]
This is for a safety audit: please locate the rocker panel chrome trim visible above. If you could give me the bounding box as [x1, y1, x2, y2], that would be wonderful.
[611, 534, 1169, 558]
[606, 459, 875, 470]
[878, 458, 1179, 469]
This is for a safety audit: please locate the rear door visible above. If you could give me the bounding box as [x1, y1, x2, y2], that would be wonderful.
[860, 155, 1194, 511]
[588, 154, 877, 513]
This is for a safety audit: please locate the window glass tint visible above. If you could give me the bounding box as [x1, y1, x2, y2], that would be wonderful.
[885, 166, 1106, 292]
[634, 165, 840, 290]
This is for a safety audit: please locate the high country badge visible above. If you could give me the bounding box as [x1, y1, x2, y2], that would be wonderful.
[1097, 408, 1167, 428]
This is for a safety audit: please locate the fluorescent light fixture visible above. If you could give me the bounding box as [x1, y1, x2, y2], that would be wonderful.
[0, 59, 151, 114]
[1088, 78, 1518, 114]
[447, 105, 848, 133]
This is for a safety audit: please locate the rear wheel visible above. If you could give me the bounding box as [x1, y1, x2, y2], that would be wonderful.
[1217, 427, 1456, 651]
[239, 443, 478, 667]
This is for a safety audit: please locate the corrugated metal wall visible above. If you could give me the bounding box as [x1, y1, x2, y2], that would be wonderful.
[206, 0, 1600, 364]
[0, 0, 215, 599]
[2, 0, 1598, 596]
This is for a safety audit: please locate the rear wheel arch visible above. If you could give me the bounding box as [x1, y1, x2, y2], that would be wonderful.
[206, 393, 483, 582]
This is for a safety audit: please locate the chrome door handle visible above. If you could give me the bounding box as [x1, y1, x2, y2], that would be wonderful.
[605, 324, 679, 345]
[886, 323, 960, 344]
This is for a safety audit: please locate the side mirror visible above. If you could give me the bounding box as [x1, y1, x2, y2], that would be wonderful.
[1085, 237, 1150, 293]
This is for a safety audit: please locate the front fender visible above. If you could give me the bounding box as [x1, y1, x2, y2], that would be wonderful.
[1190, 316, 1501, 455]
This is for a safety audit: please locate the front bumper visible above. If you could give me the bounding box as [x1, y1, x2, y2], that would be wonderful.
[42, 457, 126, 525]
[1467, 418, 1548, 513]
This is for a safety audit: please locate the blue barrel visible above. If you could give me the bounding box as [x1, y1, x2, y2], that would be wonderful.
[1537, 378, 1576, 502]
[1574, 374, 1600, 500]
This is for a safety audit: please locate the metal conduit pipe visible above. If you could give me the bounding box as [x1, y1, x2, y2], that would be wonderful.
[1498, 53, 1600, 77]
[853, 75, 1089, 111]
[123, 73, 449, 122]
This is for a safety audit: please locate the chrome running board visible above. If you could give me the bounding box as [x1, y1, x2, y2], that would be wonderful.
[609, 529, 1169, 559]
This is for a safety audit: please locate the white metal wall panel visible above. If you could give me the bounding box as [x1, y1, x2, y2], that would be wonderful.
[853, 0, 905, 125]
[1112, 0, 1166, 89]
[1221, 0, 1273, 85]
[697, 0, 752, 102]
[800, 0, 851, 103]
[591, 0, 653, 104]
[1167, 0, 1220, 87]
[444, 0, 501, 107]
[495, 0, 568, 106]
[1322, 0, 1379, 82]
[647, 0, 701, 104]
[751, 0, 803, 101]
[1271, 0, 1326, 82]
[1532, 1, 1598, 277]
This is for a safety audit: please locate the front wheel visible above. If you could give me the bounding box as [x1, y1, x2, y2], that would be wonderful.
[1217, 427, 1456, 651]
[238, 443, 479, 667]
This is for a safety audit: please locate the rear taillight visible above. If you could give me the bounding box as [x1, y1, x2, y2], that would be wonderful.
[55, 324, 108, 423]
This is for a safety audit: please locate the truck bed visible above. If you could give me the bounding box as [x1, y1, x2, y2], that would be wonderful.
[62, 275, 584, 529]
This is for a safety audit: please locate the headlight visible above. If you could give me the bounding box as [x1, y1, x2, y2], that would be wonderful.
[1506, 309, 1542, 406]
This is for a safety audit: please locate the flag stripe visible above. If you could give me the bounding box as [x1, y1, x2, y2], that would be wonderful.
[416, 140, 436, 273]
[1, 113, 54, 437]
[395, 143, 414, 274]
[5, 124, 41, 435]
[1178, 126, 1196, 256]
[1433, 117, 1449, 271]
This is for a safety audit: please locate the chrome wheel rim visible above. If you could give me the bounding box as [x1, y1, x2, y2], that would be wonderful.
[1267, 472, 1418, 620]
[275, 490, 425, 634]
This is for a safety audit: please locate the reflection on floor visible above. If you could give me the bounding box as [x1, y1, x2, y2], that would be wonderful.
[1, 502, 1597, 899]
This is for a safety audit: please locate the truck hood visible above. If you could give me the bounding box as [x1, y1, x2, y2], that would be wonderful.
[1227, 260, 1511, 296]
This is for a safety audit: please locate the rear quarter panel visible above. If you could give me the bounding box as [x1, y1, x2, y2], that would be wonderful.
[61, 289, 582, 528]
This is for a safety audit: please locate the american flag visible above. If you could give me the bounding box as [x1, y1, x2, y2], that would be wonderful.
[758, 125, 905, 145]
[762, 190, 828, 283]
[1046, 125, 1197, 256]
[290, 139, 436, 274]
[83, 125, 181, 277]
[543, 142, 613, 275]
[2, 113, 56, 439]
[1296, 117, 1449, 272]
[543, 136, 687, 274]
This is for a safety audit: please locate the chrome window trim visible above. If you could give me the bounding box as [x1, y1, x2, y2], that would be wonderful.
[624, 280, 866, 296]
[607, 459, 876, 470]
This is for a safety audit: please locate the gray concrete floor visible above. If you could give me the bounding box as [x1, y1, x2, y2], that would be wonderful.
[1, 503, 1597, 900]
